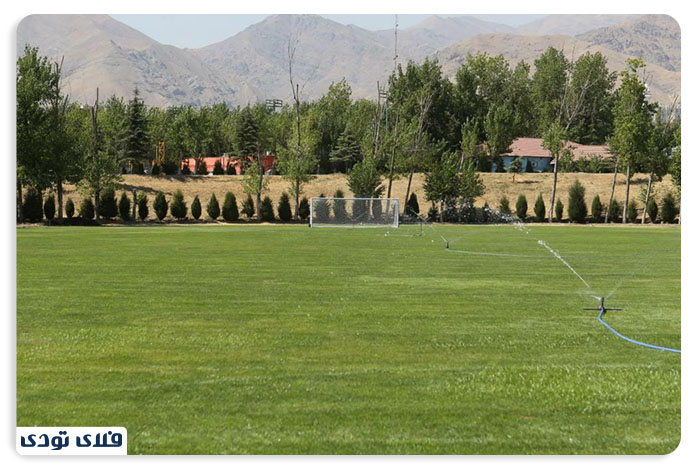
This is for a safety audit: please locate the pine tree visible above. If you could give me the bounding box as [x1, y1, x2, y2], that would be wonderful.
[98, 189, 118, 219]
[315, 193, 330, 223]
[170, 190, 187, 220]
[278, 193, 292, 222]
[647, 197, 658, 223]
[212, 160, 224, 175]
[43, 194, 56, 222]
[608, 199, 621, 223]
[567, 180, 587, 223]
[555, 199, 564, 222]
[80, 197, 95, 220]
[137, 194, 149, 221]
[151, 164, 161, 175]
[329, 127, 362, 171]
[153, 192, 168, 221]
[241, 194, 255, 219]
[195, 160, 208, 175]
[260, 196, 275, 222]
[191, 195, 202, 220]
[235, 106, 259, 172]
[499, 196, 511, 215]
[627, 199, 638, 223]
[299, 196, 310, 221]
[65, 198, 75, 219]
[406, 193, 420, 217]
[125, 87, 149, 168]
[333, 189, 347, 222]
[534, 193, 545, 222]
[661, 192, 678, 223]
[222, 192, 239, 222]
[515, 194, 528, 220]
[118, 192, 131, 221]
[206, 194, 220, 220]
[591, 195, 603, 223]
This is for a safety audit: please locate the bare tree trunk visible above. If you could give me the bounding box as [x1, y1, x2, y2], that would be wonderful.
[622, 163, 631, 223]
[17, 180, 23, 223]
[57, 180, 64, 220]
[605, 157, 619, 223]
[641, 173, 653, 224]
[548, 154, 559, 222]
[404, 166, 415, 217]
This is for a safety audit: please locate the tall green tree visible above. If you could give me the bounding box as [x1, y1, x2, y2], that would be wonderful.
[542, 121, 566, 222]
[531, 47, 569, 134]
[125, 87, 150, 170]
[609, 59, 655, 223]
[278, 141, 317, 220]
[424, 153, 484, 222]
[484, 103, 516, 170]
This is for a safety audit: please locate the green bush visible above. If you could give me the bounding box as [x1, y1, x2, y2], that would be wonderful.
[99, 189, 118, 219]
[162, 160, 178, 175]
[212, 160, 224, 175]
[65, 198, 75, 219]
[534, 193, 545, 222]
[207, 194, 220, 220]
[278, 193, 292, 222]
[661, 192, 678, 224]
[567, 180, 587, 223]
[195, 160, 208, 175]
[427, 205, 438, 222]
[181, 164, 192, 175]
[170, 190, 187, 220]
[515, 194, 527, 220]
[260, 196, 275, 222]
[608, 199, 621, 223]
[137, 194, 149, 221]
[406, 193, 420, 217]
[191, 195, 202, 220]
[43, 194, 56, 221]
[118, 192, 131, 221]
[315, 194, 330, 223]
[647, 197, 658, 223]
[132, 162, 145, 175]
[151, 164, 161, 175]
[591, 195, 603, 222]
[241, 194, 255, 219]
[222, 192, 239, 222]
[226, 163, 236, 175]
[22, 188, 43, 222]
[333, 189, 347, 222]
[627, 199, 638, 223]
[555, 199, 564, 222]
[153, 192, 168, 221]
[299, 196, 310, 221]
[499, 196, 511, 215]
[80, 197, 95, 220]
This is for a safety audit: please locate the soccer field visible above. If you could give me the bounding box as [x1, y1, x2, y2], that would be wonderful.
[16, 223, 681, 454]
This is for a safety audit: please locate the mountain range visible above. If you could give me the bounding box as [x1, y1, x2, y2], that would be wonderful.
[16, 13, 681, 107]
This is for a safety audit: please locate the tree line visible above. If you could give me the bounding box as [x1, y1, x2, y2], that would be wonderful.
[17, 43, 680, 225]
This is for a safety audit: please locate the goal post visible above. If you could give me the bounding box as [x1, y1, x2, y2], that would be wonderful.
[310, 197, 399, 228]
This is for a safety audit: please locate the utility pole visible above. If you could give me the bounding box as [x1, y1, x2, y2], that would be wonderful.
[387, 14, 399, 200]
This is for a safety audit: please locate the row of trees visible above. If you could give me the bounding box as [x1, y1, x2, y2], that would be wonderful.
[18, 44, 680, 226]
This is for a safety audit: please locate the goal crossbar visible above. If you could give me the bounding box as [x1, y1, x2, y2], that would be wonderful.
[309, 197, 399, 228]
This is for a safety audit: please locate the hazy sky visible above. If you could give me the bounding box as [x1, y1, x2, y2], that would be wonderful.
[111, 14, 547, 49]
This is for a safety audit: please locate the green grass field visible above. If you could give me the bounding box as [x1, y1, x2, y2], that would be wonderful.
[16, 223, 680, 454]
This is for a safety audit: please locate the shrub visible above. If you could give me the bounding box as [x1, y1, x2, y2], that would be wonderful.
[43, 194, 56, 221]
[333, 189, 347, 222]
[195, 160, 208, 175]
[151, 163, 161, 175]
[80, 197, 95, 220]
[65, 198, 75, 219]
[534, 193, 545, 222]
[98, 189, 118, 219]
[153, 192, 168, 221]
[481, 202, 490, 223]
[137, 194, 149, 221]
[260, 196, 275, 222]
[226, 163, 236, 175]
[499, 196, 511, 215]
[241, 194, 255, 219]
[222, 192, 239, 222]
[22, 188, 43, 222]
[170, 190, 187, 220]
[567, 180, 587, 223]
[181, 164, 192, 175]
[212, 160, 224, 175]
[608, 199, 621, 223]
[118, 192, 131, 221]
[515, 194, 528, 220]
[554, 199, 564, 222]
[162, 160, 178, 175]
[132, 162, 145, 175]
[591, 195, 603, 223]
[427, 204, 438, 222]
[278, 193, 292, 222]
[315, 193, 330, 223]
[627, 199, 638, 223]
[299, 196, 310, 221]
[207, 194, 220, 220]
[191, 195, 202, 220]
[661, 192, 678, 224]
[406, 193, 420, 217]
[647, 197, 658, 223]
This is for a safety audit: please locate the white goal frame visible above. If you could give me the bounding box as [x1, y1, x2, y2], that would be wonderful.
[309, 197, 399, 228]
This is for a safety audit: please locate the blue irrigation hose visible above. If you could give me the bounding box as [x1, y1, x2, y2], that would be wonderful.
[597, 308, 681, 354]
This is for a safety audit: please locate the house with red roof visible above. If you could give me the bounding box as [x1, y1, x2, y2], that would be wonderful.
[491, 137, 614, 172]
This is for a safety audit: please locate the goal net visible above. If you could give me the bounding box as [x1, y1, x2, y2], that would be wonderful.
[310, 197, 399, 228]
